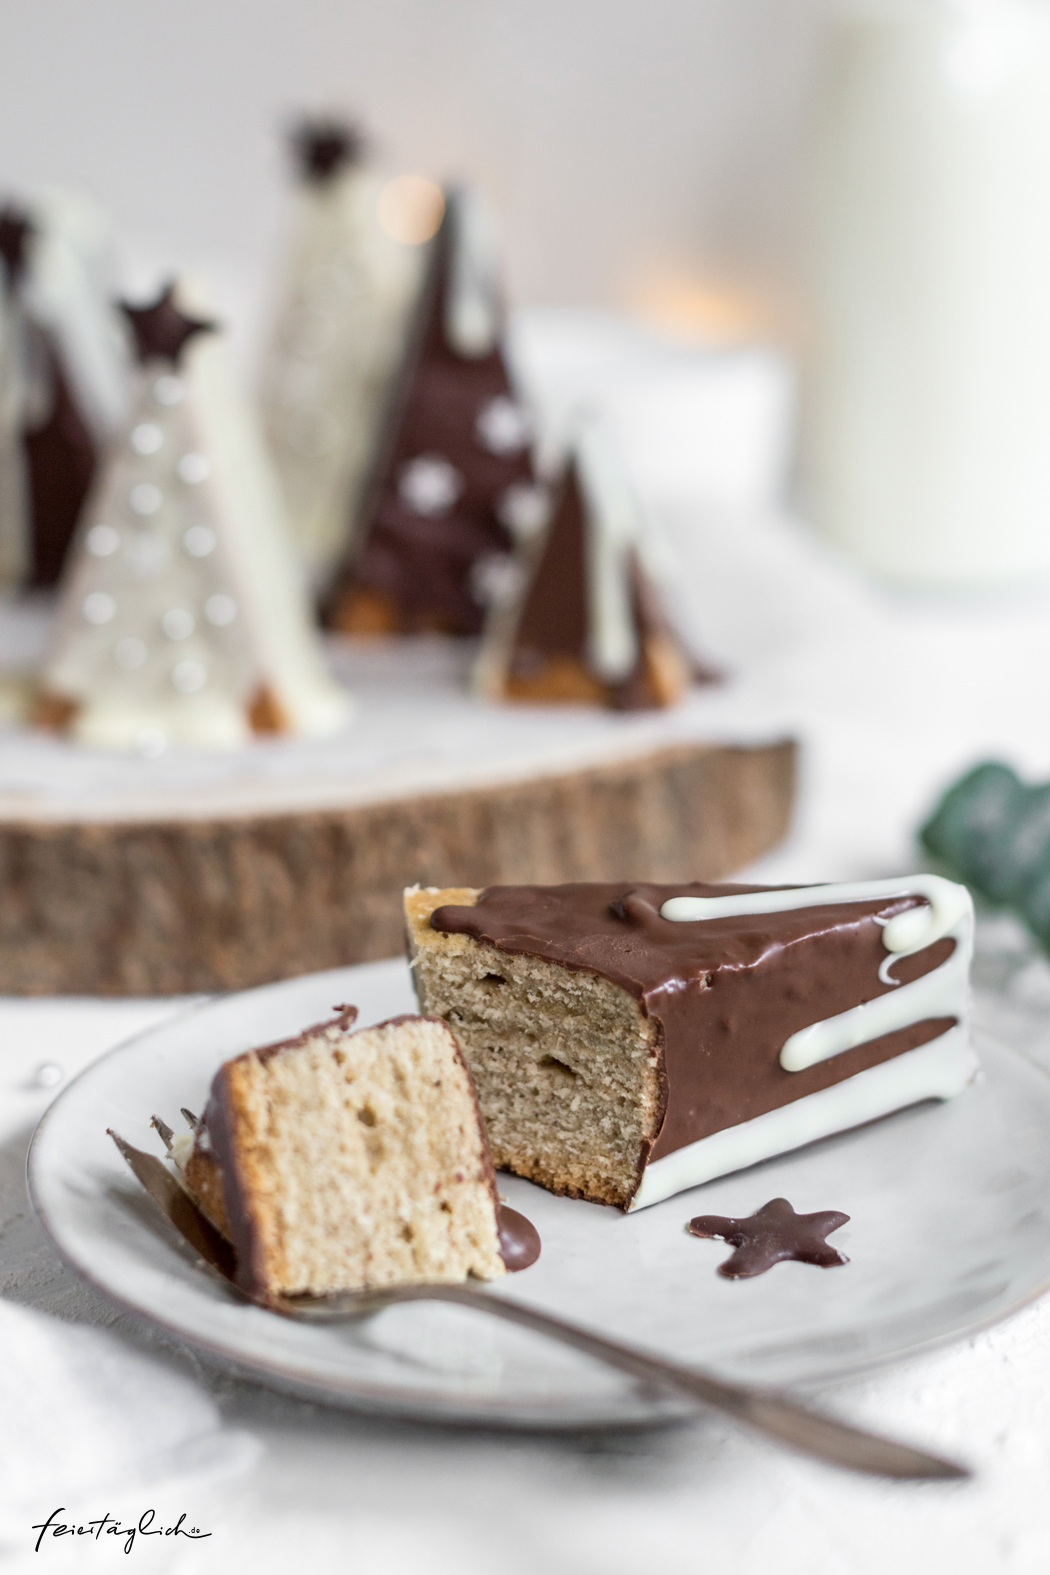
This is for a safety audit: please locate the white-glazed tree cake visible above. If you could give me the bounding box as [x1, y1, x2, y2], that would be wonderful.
[259, 119, 424, 587]
[35, 281, 349, 752]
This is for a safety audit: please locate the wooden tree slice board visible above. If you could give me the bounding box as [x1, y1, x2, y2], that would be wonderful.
[0, 638, 795, 995]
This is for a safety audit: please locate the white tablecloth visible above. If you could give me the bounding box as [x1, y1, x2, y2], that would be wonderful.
[5, 338, 1050, 1571]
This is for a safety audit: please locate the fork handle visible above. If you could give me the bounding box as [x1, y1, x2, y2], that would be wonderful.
[390, 1283, 967, 1481]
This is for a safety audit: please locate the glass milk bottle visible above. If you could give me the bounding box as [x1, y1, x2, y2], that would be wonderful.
[799, 0, 1050, 586]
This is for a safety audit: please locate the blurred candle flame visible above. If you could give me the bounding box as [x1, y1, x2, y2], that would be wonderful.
[634, 273, 766, 344]
[377, 176, 445, 244]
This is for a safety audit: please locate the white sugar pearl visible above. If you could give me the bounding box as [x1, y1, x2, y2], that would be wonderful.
[130, 483, 162, 516]
[114, 637, 148, 670]
[182, 525, 216, 558]
[177, 452, 211, 484]
[497, 481, 551, 540]
[82, 591, 116, 625]
[35, 1063, 63, 1088]
[86, 524, 119, 557]
[204, 593, 237, 626]
[398, 454, 464, 516]
[135, 727, 168, 757]
[153, 375, 185, 406]
[171, 659, 207, 694]
[127, 533, 169, 578]
[131, 422, 164, 455]
[475, 396, 531, 456]
[162, 608, 195, 641]
[470, 551, 522, 608]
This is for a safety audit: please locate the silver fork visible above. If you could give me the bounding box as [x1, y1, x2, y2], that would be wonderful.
[110, 1127, 969, 1482]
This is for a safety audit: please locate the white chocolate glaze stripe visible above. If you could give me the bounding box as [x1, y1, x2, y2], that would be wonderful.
[780, 926, 971, 1072]
[660, 874, 971, 959]
[629, 1026, 978, 1211]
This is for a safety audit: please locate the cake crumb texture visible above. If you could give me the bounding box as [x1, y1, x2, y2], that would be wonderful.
[405, 887, 662, 1208]
[211, 1013, 505, 1296]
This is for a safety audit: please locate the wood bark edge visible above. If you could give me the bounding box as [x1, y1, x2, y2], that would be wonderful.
[0, 738, 796, 995]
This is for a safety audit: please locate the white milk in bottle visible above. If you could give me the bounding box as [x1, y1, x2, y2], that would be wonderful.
[800, 0, 1050, 585]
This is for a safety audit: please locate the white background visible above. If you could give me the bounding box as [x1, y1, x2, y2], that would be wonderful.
[0, 0, 823, 327]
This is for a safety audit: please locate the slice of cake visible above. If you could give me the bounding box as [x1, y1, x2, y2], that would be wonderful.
[405, 876, 976, 1211]
[473, 419, 698, 710]
[170, 1005, 505, 1299]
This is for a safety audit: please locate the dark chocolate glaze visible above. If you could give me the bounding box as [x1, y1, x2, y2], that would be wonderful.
[430, 883, 957, 1172]
[121, 283, 216, 366]
[687, 1197, 850, 1278]
[497, 1205, 541, 1271]
[251, 1002, 360, 1062]
[0, 206, 32, 291]
[201, 1061, 265, 1298]
[1, 205, 98, 586]
[510, 461, 589, 666]
[324, 189, 530, 633]
[292, 118, 364, 182]
[509, 462, 702, 709]
[23, 327, 96, 586]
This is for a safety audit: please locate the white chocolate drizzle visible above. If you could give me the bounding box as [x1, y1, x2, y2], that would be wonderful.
[629, 1027, 977, 1211]
[444, 188, 500, 359]
[660, 874, 973, 1075]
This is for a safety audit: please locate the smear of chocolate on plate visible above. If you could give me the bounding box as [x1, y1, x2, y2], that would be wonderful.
[687, 1197, 850, 1279]
[498, 1206, 541, 1271]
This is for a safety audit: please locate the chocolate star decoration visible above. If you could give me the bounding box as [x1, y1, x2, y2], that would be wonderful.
[0, 205, 33, 292]
[120, 284, 217, 366]
[687, 1197, 850, 1279]
[292, 118, 364, 183]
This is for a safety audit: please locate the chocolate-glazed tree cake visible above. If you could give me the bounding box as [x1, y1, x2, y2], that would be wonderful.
[474, 418, 698, 711]
[324, 187, 540, 636]
[0, 197, 127, 589]
[406, 876, 976, 1210]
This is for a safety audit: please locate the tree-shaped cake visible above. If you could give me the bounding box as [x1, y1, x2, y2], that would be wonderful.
[474, 420, 698, 710]
[259, 118, 423, 586]
[0, 195, 127, 589]
[323, 187, 541, 636]
[35, 282, 349, 752]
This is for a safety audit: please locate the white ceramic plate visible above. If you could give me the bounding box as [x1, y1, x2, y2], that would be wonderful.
[28, 959, 1050, 1429]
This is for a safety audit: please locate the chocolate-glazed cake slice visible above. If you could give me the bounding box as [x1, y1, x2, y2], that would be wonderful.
[171, 1006, 505, 1298]
[405, 877, 976, 1211]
